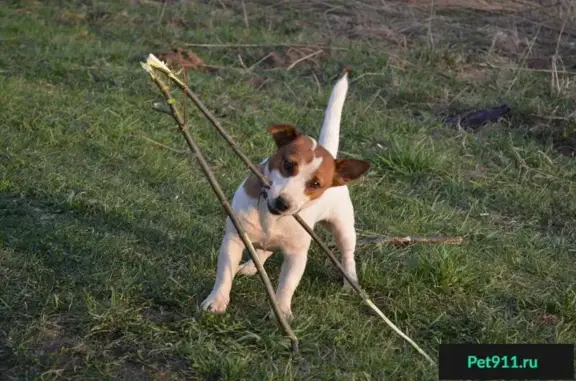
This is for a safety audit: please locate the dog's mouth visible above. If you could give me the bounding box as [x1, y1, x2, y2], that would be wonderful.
[266, 201, 303, 217]
[261, 186, 284, 215]
[267, 203, 282, 215]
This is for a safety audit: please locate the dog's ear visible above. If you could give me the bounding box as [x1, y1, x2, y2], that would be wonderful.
[267, 124, 301, 147]
[332, 159, 370, 186]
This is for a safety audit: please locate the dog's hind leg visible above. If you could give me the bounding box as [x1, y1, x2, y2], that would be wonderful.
[237, 249, 274, 276]
[322, 199, 359, 290]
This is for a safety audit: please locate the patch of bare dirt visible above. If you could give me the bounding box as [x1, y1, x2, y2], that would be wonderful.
[157, 48, 206, 72]
[114, 361, 154, 381]
[246, 76, 270, 90]
[522, 114, 576, 157]
[0, 340, 18, 376]
[113, 356, 195, 381]
[455, 65, 493, 83]
[525, 57, 553, 70]
[56, 10, 88, 24]
[141, 307, 182, 324]
[552, 134, 576, 157]
[18, 315, 88, 376]
[33, 318, 78, 355]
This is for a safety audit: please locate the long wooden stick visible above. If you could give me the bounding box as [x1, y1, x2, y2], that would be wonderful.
[143, 54, 435, 365]
[141, 63, 299, 353]
[359, 236, 463, 246]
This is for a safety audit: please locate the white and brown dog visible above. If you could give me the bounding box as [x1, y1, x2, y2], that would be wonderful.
[201, 72, 370, 321]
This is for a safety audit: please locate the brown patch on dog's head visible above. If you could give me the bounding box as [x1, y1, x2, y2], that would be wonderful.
[242, 163, 265, 199]
[267, 129, 315, 178]
[265, 124, 370, 208]
[303, 145, 337, 200]
[332, 159, 371, 187]
[268, 124, 301, 148]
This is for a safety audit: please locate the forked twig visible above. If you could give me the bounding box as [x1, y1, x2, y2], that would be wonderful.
[141, 61, 299, 353]
[142, 54, 436, 365]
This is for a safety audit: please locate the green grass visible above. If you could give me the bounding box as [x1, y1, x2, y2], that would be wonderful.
[1, 0, 576, 379]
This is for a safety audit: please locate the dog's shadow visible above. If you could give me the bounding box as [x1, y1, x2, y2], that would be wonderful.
[0, 190, 218, 315]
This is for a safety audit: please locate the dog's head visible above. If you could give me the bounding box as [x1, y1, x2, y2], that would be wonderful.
[264, 124, 370, 216]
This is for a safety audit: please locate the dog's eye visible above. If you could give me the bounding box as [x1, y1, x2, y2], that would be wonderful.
[307, 179, 321, 189]
[283, 159, 295, 173]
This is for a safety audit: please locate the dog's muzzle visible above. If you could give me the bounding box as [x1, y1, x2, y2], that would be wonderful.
[260, 185, 270, 200]
[267, 195, 291, 215]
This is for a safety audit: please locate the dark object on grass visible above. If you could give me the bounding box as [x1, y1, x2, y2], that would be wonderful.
[444, 104, 511, 130]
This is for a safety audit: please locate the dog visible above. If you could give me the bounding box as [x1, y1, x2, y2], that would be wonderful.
[201, 72, 370, 321]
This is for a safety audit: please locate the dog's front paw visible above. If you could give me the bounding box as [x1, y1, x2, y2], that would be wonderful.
[201, 291, 230, 313]
[237, 260, 258, 276]
[281, 308, 294, 323]
[267, 306, 294, 323]
[342, 277, 359, 293]
[279, 306, 294, 322]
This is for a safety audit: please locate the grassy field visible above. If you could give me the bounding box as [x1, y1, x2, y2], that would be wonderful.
[1, 0, 576, 379]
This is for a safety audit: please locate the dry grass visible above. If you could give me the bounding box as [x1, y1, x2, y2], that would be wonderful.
[405, 0, 538, 12]
[218, 0, 576, 60]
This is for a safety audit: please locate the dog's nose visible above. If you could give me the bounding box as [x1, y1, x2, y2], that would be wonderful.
[274, 196, 290, 212]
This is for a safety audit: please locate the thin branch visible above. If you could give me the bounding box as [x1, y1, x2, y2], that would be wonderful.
[505, 26, 541, 95]
[515, 14, 576, 41]
[248, 52, 274, 71]
[204, 64, 245, 72]
[144, 56, 436, 366]
[551, 17, 568, 93]
[362, 89, 382, 114]
[185, 42, 348, 50]
[426, 0, 435, 49]
[287, 49, 323, 71]
[215, 0, 228, 10]
[485, 63, 576, 76]
[157, 0, 168, 24]
[241, 0, 249, 28]
[554, 18, 567, 56]
[141, 63, 299, 353]
[311, 71, 322, 94]
[531, 113, 576, 121]
[140, 135, 188, 155]
[349, 72, 388, 84]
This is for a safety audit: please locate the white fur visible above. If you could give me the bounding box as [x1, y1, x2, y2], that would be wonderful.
[201, 73, 358, 321]
[318, 72, 349, 158]
[309, 137, 318, 151]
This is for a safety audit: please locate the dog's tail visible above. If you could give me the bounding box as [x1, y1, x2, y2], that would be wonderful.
[318, 71, 349, 158]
